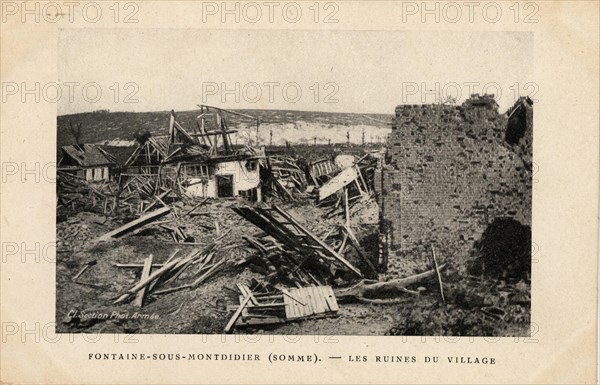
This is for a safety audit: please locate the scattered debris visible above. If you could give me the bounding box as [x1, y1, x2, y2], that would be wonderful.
[113, 232, 231, 305]
[56, 107, 461, 336]
[56, 102, 531, 337]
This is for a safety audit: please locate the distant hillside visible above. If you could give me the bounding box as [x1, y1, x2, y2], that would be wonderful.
[56, 109, 393, 150]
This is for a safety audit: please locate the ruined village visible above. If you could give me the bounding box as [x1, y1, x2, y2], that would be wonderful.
[56, 95, 533, 336]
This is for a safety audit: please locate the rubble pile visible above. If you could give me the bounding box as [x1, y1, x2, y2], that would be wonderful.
[56, 107, 411, 333]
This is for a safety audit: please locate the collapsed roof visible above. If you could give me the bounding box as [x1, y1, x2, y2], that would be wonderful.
[60, 144, 112, 167]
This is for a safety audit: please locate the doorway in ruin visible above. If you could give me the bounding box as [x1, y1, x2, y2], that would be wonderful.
[216, 175, 234, 197]
[470, 217, 531, 280]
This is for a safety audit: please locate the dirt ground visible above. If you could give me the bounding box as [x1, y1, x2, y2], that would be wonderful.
[56, 194, 529, 336]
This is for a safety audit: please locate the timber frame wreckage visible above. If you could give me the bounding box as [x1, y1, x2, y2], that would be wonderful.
[57, 95, 532, 334]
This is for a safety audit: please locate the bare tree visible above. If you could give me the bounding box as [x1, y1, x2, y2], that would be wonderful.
[68, 120, 83, 145]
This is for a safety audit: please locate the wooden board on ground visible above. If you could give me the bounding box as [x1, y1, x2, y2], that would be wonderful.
[284, 286, 339, 320]
[233, 285, 339, 329]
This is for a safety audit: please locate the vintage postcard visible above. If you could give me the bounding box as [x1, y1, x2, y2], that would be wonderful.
[1, 1, 598, 384]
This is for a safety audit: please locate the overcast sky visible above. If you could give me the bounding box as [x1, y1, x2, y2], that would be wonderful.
[58, 29, 533, 115]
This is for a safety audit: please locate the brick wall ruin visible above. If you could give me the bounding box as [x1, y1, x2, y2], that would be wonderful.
[376, 95, 532, 252]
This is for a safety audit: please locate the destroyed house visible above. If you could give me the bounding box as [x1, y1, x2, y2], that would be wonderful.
[180, 153, 263, 201]
[119, 107, 264, 201]
[58, 144, 112, 181]
[263, 155, 308, 198]
[122, 113, 209, 173]
[170, 106, 263, 201]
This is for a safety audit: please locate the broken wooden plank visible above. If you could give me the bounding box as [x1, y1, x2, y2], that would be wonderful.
[235, 315, 285, 327]
[148, 249, 202, 288]
[237, 284, 258, 305]
[190, 258, 225, 287]
[322, 286, 339, 312]
[113, 263, 165, 268]
[232, 207, 303, 253]
[72, 260, 97, 281]
[95, 206, 171, 242]
[134, 254, 153, 307]
[142, 189, 172, 213]
[183, 198, 209, 217]
[163, 249, 181, 265]
[431, 245, 446, 304]
[318, 167, 358, 201]
[344, 186, 351, 227]
[224, 294, 252, 333]
[283, 286, 338, 320]
[113, 256, 183, 304]
[338, 231, 348, 254]
[274, 177, 296, 200]
[354, 164, 369, 192]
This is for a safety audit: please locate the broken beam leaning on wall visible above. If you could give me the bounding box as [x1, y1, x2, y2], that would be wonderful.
[342, 224, 378, 276]
[430, 245, 446, 304]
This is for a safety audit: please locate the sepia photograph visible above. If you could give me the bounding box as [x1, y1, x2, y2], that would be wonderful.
[54, 28, 533, 336]
[2, 1, 598, 384]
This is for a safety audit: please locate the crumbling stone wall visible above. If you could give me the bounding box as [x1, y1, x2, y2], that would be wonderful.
[377, 95, 532, 252]
[506, 96, 534, 169]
